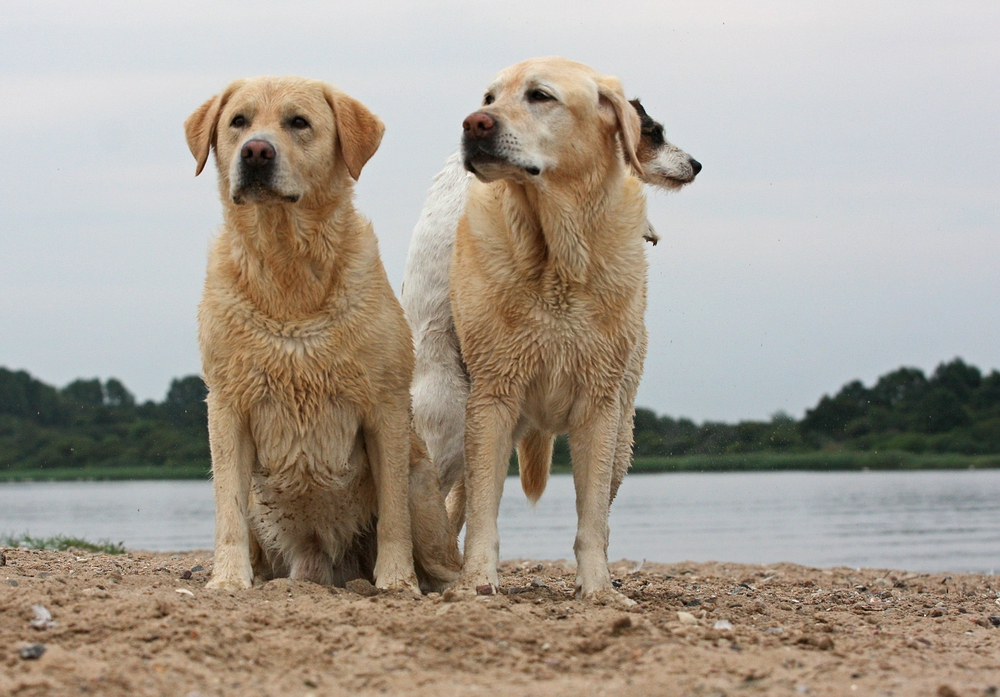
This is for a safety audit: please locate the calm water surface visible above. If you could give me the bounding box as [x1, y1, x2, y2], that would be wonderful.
[1, 470, 998, 573]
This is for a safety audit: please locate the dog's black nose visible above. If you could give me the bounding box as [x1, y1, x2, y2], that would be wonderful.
[689, 158, 702, 176]
[463, 112, 495, 139]
[241, 139, 276, 167]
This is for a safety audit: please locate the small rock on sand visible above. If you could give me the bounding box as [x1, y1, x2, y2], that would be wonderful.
[20, 643, 46, 660]
[30, 604, 56, 630]
[345, 579, 378, 597]
[714, 619, 733, 631]
[677, 611, 698, 625]
[1, 551, 6, 566]
[442, 588, 476, 603]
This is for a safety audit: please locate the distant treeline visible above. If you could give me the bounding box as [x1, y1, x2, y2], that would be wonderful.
[552, 358, 1000, 464]
[0, 370, 209, 474]
[1, 358, 998, 478]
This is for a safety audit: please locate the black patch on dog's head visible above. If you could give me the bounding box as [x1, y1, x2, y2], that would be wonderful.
[630, 98, 665, 147]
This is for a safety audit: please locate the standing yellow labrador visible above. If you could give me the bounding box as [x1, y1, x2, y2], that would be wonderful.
[184, 76, 459, 593]
[451, 57, 648, 605]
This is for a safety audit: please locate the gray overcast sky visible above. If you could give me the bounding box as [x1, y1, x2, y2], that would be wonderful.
[1, 1, 997, 422]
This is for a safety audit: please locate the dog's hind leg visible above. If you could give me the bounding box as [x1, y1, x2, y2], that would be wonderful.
[411, 328, 469, 497]
[408, 430, 461, 591]
[610, 342, 645, 505]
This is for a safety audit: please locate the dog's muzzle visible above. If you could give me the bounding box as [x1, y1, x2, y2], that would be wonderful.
[461, 111, 500, 174]
[232, 137, 298, 204]
[460, 112, 541, 178]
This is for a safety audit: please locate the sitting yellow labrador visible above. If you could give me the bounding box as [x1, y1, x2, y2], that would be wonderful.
[184, 76, 459, 593]
[450, 57, 652, 605]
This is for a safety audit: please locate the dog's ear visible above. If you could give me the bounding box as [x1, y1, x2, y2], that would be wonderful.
[597, 77, 643, 176]
[184, 80, 244, 177]
[324, 86, 385, 181]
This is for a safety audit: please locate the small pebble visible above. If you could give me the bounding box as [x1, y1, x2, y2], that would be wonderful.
[29, 605, 55, 630]
[611, 616, 632, 635]
[7, 579, 18, 587]
[175, 588, 194, 597]
[476, 584, 495, 596]
[19, 643, 45, 660]
[345, 579, 378, 597]
[714, 619, 733, 631]
[677, 611, 698, 625]
[180, 570, 193, 580]
[1, 551, 6, 566]
[989, 616, 1000, 628]
[442, 587, 476, 603]
[531, 577, 546, 588]
[190, 565, 204, 573]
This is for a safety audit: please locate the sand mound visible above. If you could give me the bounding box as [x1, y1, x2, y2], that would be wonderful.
[2, 549, 998, 695]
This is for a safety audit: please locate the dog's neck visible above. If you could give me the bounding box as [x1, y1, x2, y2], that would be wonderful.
[220, 194, 359, 321]
[498, 158, 633, 285]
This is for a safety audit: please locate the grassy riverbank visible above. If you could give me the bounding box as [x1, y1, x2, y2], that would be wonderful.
[0, 533, 125, 554]
[626, 450, 1000, 473]
[0, 464, 210, 482]
[3, 452, 999, 482]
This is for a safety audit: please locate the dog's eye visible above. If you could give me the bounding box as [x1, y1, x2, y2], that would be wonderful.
[290, 116, 311, 130]
[527, 90, 555, 103]
[483, 93, 495, 106]
[230, 115, 247, 128]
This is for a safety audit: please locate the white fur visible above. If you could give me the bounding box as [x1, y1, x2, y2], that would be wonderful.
[401, 153, 471, 499]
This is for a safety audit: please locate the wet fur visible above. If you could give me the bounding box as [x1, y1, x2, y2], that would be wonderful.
[185, 76, 459, 593]
[402, 99, 698, 531]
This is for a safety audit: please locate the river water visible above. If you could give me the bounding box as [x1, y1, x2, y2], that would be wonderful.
[1, 470, 998, 573]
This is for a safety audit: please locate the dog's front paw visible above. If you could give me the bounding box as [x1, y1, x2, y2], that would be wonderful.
[207, 547, 253, 590]
[205, 572, 252, 591]
[575, 585, 636, 608]
[375, 557, 421, 596]
[375, 574, 422, 598]
[457, 567, 500, 596]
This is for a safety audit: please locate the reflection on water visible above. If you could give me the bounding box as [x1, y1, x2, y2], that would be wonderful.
[1, 470, 998, 573]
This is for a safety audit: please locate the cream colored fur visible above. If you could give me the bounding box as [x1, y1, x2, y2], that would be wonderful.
[403, 101, 699, 532]
[450, 58, 649, 604]
[185, 76, 459, 593]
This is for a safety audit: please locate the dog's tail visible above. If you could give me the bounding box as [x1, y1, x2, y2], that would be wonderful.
[518, 429, 554, 504]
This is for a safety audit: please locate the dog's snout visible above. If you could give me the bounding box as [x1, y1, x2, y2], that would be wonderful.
[241, 139, 276, 167]
[689, 158, 702, 176]
[463, 112, 496, 139]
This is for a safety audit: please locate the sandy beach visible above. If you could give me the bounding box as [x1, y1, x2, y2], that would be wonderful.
[2, 548, 1000, 696]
